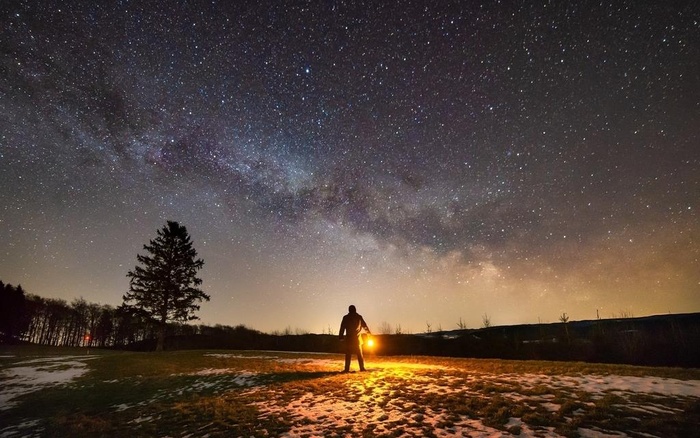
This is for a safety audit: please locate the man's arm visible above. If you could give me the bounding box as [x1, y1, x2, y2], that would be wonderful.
[361, 317, 371, 334]
[339, 317, 346, 338]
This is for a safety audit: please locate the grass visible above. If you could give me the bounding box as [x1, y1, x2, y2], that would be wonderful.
[1, 346, 699, 437]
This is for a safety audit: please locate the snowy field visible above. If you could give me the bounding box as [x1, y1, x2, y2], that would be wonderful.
[1, 351, 699, 437]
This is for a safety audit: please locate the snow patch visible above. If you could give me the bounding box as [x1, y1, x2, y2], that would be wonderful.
[0, 356, 95, 411]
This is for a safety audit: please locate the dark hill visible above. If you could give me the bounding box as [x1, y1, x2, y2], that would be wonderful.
[383, 312, 700, 367]
[133, 313, 700, 367]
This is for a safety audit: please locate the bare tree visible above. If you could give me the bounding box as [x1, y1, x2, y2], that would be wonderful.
[614, 309, 634, 319]
[482, 313, 492, 328]
[559, 312, 570, 344]
[378, 321, 393, 334]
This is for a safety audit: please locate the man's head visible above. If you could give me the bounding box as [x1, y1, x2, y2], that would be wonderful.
[348, 305, 357, 314]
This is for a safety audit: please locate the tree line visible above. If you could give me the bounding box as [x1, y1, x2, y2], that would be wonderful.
[0, 279, 249, 348]
[1, 280, 151, 347]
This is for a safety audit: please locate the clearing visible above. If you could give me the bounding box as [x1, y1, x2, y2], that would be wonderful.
[1, 348, 699, 437]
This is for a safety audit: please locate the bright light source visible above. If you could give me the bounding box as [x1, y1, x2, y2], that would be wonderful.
[366, 338, 375, 347]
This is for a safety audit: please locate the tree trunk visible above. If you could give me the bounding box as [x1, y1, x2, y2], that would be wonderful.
[156, 322, 166, 351]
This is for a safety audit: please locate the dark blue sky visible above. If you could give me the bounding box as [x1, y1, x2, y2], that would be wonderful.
[1, 0, 698, 333]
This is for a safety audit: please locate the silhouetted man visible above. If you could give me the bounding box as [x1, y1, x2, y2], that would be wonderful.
[339, 305, 371, 372]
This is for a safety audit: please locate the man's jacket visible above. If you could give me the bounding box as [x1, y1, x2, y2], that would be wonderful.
[339, 311, 369, 344]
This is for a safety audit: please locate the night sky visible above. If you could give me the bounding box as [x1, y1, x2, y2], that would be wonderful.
[1, 1, 698, 334]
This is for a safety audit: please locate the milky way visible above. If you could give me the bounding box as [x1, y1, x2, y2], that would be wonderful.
[1, 1, 698, 333]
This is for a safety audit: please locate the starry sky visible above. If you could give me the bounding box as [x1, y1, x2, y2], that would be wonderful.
[1, 1, 698, 334]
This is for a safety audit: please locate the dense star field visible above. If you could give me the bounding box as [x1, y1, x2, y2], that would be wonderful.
[1, 1, 698, 333]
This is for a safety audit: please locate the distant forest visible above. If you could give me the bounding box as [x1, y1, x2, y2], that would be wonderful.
[0, 280, 203, 348]
[2, 280, 699, 367]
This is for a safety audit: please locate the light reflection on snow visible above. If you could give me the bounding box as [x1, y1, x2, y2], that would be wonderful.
[246, 355, 700, 437]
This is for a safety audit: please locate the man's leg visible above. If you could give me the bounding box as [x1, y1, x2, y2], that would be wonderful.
[357, 344, 366, 371]
[344, 352, 351, 371]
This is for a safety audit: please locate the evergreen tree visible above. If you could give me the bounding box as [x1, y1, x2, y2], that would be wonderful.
[123, 221, 208, 351]
[0, 281, 28, 341]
